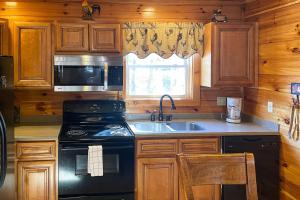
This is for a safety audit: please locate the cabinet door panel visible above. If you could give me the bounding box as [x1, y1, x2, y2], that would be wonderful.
[17, 161, 56, 200]
[137, 158, 178, 200]
[56, 23, 89, 51]
[213, 23, 257, 86]
[90, 24, 120, 53]
[13, 22, 52, 87]
[0, 18, 8, 55]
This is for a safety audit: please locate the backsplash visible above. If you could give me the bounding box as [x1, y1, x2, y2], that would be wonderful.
[14, 87, 243, 123]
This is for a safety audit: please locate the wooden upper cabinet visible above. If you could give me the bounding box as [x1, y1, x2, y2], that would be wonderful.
[201, 22, 258, 87]
[0, 18, 8, 55]
[13, 21, 52, 87]
[56, 23, 89, 52]
[89, 24, 121, 53]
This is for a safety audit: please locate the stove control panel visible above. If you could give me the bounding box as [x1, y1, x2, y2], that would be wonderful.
[89, 104, 101, 112]
[63, 100, 126, 114]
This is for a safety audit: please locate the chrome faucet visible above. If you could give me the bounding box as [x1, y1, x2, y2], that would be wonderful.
[158, 94, 176, 121]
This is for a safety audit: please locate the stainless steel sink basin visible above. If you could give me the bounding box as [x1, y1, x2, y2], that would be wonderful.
[130, 122, 173, 133]
[130, 121, 205, 133]
[166, 122, 205, 131]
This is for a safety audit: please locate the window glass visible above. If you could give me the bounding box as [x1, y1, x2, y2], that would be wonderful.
[126, 53, 192, 99]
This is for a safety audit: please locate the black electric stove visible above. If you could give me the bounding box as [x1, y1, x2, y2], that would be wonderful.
[58, 100, 134, 200]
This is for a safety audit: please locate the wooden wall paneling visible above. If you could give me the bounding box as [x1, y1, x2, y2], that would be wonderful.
[13, 87, 243, 119]
[0, 2, 242, 21]
[244, 1, 300, 199]
[13, 21, 52, 87]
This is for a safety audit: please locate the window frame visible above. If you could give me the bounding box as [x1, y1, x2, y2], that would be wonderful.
[123, 53, 201, 107]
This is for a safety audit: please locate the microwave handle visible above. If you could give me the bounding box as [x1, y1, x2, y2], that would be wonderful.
[104, 63, 108, 90]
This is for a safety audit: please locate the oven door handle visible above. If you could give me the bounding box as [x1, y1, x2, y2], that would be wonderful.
[60, 145, 134, 151]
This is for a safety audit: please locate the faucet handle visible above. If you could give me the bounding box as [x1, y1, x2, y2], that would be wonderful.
[165, 115, 173, 121]
[150, 110, 157, 121]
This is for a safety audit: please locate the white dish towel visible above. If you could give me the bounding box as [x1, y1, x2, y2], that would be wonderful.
[88, 145, 103, 177]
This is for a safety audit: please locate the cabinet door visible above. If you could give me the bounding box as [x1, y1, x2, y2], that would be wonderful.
[56, 23, 89, 52]
[0, 18, 8, 55]
[17, 161, 56, 200]
[13, 22, 52, 87]
[137, 158, 178, 200]
[212, 23, 257, 87]
[89, 24, 121, 53]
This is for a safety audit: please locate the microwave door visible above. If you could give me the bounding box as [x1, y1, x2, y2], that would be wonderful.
[0, 111, 7, 188]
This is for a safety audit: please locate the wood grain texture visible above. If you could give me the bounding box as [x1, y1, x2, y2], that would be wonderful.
[17, 160, 56, 200]
[0, 1, 242, 21]
[0, 0, 244, 120]
[14, 87, 243, 120]
[0, 18, 9, 55]
[56, 22, 89, 52]
[13, 21, 52, 87]
[16, 141, 56, 161]
[244, 1, 300, 199]
[136, 138, 221, 200]
[201, 22, 258, 87]
[177, 153, 258, 200]
[89, 23, 121, 53]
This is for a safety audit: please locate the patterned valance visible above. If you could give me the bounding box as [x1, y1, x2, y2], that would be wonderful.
[123, 22, 204, 59]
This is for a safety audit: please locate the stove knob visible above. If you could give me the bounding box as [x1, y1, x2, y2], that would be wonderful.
[113, 103, 118, 111]
[119, 103, 123, 111]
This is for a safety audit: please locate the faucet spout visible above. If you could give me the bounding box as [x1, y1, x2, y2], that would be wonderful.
[158, 94, 176, 121]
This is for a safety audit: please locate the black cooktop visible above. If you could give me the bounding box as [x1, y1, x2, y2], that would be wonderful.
[59, 100, 134, 143]
[59, 122, 134, 142]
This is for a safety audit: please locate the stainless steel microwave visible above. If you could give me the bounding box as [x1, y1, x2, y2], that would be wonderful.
[54, 55, 123, 92]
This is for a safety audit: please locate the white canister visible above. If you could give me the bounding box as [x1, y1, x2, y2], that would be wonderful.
[226, 97, 242, 123]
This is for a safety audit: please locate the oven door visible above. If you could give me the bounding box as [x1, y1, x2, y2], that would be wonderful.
[58, 142, 134, 197]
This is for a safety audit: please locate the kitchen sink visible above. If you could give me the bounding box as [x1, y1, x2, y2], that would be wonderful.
[166, 122, 205, 131]
[130, 121, 205, 133]
[130, 122, 173, 133]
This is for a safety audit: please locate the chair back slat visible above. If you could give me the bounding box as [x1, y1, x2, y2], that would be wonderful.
[177, 153, 258, 200]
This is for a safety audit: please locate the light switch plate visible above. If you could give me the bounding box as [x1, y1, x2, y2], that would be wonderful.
[267, 101, 273, 113]
[217, 97, 227, 106]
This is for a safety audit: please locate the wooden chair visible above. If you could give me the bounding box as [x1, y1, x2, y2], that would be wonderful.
[177, 153, 258, 200]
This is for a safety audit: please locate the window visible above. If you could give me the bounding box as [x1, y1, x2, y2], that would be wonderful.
[125, 53, 194, 99]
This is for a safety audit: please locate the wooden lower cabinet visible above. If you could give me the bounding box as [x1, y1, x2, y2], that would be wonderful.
[136, 137, 221, 200]
[17, 161, 56, 200]
[16, 141, 57, 200]
[137, 158, 178, 200]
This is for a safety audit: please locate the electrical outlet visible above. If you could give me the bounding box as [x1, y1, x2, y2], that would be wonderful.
[217, 97, 227, 106]
[268, 101, 273, 113]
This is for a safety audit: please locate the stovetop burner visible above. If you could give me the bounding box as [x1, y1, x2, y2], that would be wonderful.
[66, 126, 88, 137]
[60, 122, 133, 142]
[59, 100, 134, 142]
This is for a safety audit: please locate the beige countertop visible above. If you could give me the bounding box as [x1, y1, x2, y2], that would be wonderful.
[13, 118, 279, 141]
[14, 125, 61, 141]
[127, 119, 279, 138]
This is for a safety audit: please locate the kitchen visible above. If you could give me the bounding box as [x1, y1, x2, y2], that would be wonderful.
[0, 0, 298, 200]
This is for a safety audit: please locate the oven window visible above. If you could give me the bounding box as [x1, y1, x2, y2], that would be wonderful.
[54, 65, 104, 86]
[75, 154, 119, 175]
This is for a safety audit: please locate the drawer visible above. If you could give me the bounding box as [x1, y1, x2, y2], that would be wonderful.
[136, 139, 178, 157]
[179, 138, 220, 154]
[17, 141, 56, 160]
